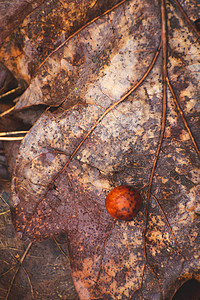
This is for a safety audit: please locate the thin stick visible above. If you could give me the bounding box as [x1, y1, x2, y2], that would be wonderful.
[0, 137, 25, 141]
[53, 237, 69, 261]
[5, 242, 32, 300]
[0, 130, 27, 141]
[0, 86, 22, 100]
[21, 266, 34, 297]
[0, 195, 9, 206]
[0, 266, 16, 278]
[0, 106, 15, 118]
[0, 131, 28, 136]
[0, 209, 10, 215]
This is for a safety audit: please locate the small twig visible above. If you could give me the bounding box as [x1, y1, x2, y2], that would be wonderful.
[0, 195, 9, 206]
[9, 247, 35, 298]
[0, 86, 23, 100]
[0, 130, 28, 141]
[0, 106, 15, 118]
[0, 266, 16, 278]
[5, 242, 33, 300]
[0, 131, 28, 136]
[0, 209, 10, 216]
[0, 137, 24, 141]
[53, 237, 69, 261]
[21, 266, 34, 297]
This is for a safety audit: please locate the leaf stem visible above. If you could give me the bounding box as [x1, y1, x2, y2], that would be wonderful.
[141, 0, 168, 291]
[53, 40, 162, 183]
[37, 0, 127, 71]
[173, 0, 200, 38]
[167, 77, 200, 157]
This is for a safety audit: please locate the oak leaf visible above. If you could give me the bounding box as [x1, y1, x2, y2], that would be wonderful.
[0, 0, 200, 299]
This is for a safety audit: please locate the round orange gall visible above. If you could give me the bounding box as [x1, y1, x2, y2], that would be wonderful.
[105, 185, 142, 220]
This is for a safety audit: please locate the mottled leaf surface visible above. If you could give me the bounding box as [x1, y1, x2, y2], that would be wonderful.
[0, 0, 45, 46]
[1, 0, 200, 299]
[0, 0, 122, 87]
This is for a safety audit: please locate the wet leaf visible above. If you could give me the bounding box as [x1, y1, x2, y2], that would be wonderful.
[1, 0, 200, 299]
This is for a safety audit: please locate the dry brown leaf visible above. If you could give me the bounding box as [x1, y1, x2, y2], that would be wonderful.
[0, 0, 199, 299]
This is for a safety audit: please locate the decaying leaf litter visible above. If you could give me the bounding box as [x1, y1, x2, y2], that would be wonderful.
[0, 0, 200, 299]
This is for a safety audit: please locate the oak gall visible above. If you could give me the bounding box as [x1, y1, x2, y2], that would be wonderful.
[105, 185, 142, 220]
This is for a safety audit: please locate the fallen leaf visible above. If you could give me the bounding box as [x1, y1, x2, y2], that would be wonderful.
[1, 0, 200, 299]
[0, 0, 45, 46]
[0, 0, 123, 86]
